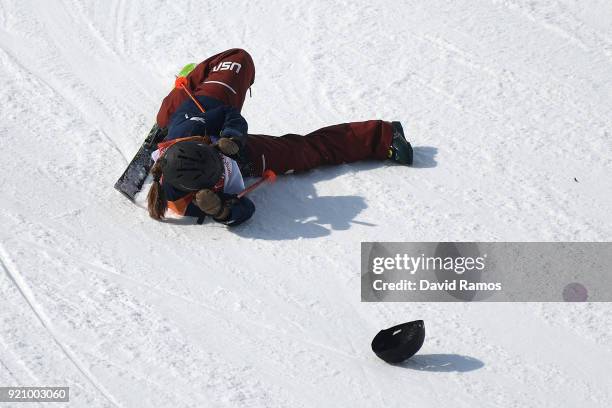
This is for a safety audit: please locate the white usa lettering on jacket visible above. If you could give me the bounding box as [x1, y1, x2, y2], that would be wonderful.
[212, 61, 242, 74]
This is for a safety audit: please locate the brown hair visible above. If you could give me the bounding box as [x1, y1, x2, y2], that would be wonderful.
[147, 159, 167, 220]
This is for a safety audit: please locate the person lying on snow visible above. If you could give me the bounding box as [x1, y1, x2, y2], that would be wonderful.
[148, 48, 413, 227]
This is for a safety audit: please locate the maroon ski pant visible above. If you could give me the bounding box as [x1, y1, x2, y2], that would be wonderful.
[157, 48, 393, 177]
[244, 122, 392, 176]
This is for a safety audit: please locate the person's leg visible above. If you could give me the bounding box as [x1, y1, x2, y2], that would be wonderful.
[242, 120, 393, 176]
[157, 48, 255, 128]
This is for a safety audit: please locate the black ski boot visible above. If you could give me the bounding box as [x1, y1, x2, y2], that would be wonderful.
[387, 121, 413, 166]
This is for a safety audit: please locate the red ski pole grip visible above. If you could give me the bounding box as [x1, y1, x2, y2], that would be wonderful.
[263, 169, 277, 182]
[174, 76, 188, 89]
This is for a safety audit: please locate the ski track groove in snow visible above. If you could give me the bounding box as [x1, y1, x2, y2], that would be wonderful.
[0, 34, 129, 166]
[20, 237, 364, 362]
[495, 0, 612, 64]
[0, 243, 122, 408]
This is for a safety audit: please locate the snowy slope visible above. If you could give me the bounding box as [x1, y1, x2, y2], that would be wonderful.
[1, 0, 611, 406]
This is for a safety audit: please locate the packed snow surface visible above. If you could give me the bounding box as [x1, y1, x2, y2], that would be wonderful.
[1, 0, 611, 406]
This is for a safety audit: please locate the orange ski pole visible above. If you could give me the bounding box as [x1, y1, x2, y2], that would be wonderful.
[237, 170, 277, 198]
[175, 76, 205, 113]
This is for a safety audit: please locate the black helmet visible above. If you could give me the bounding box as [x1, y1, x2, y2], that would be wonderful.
[371, 320, 425, 364]
[160, 141, 223, 192]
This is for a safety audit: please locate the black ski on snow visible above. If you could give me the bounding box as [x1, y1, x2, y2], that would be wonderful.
[114, 124, 167, 201]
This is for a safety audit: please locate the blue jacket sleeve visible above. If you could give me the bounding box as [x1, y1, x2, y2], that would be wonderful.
[219, 106, 248, 148]
[183, 195, 255, 227]
[166, 103, 248, 145]
[215, 195, 255, 227]
[184, 196, 255, 226]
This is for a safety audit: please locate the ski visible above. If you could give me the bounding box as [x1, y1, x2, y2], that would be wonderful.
[114, 124, 167, 201]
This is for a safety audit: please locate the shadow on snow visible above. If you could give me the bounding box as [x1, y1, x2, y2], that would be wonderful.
[172, 145, 437, 239]
[398, 353, 484, 372]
